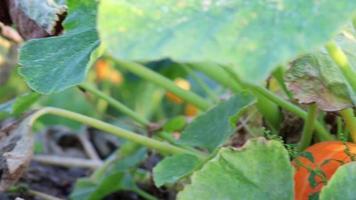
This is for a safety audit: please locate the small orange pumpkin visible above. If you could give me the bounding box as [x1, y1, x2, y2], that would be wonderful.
[293, 141, 356, 200]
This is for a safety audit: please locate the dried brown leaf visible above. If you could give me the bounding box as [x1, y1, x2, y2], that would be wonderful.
[7, 0, 66, 40]
[0, 117, 34, 191]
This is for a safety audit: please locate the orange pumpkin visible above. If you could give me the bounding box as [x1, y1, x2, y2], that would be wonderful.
[293, 141, 356, 200]
[95, 59, 123, 84]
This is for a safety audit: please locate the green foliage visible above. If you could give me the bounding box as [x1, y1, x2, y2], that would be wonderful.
[179, 92, 255, 151]
[98, 0, 356, 84]
[178, 138, 294, 200]
[6, 0, 356, 199]
[319, 162, 356, 200]
[70, 143, 147, 200]
[153, 154, 199, 187]
[18, 0, 100, 94]
[0, 92, 40, 116]
[163, 116, 186, 132]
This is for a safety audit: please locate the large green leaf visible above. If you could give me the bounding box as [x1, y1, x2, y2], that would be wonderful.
[178, 138, 294, 200]
[179, 92, 255, 151]
[18, 0, 99, 94]
[320, 162, 356, 200]
[153, 154, 199, 187]
[98, 0, 356, 83]
[285, 53, 356, 111]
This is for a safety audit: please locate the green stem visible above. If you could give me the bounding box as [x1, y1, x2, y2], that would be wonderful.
[30, 107, 206, 159]
[325, 41, 356, 91]
[298, 104, 318, 151]
[80, 83, 150, 127]
[116, 60, 211, 111]
[340, 108, 356, 143]
[222, 67, 333, 141]
[272, 66, 293, 100]
[188, 63, 242, 92]
[183, 65, 220, 102]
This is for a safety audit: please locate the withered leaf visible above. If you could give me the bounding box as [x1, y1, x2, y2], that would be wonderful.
[0, 116, 34, 191]
[286, 53, 355, 111]
[7, 0, 67, 39]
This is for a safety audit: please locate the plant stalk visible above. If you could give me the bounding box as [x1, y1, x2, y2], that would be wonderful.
[80, 83, 150, 127]
[182, 65, 220, 102]
[222, 67, 333, 141]
[30, 107, 206, 159]
[340, 108, 356, 143]
[325, 41, 356, 91]
[116, 60, 211, 111]
[298, 104, 318, 151]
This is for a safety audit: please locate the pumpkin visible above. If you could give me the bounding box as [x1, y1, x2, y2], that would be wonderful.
[95, 59, 123, 84]
[293, 141, 356, 200]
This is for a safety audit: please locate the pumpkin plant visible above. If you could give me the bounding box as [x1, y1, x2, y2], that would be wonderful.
[0, 0, 356, 199]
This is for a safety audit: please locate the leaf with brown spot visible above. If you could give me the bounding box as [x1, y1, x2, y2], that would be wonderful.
[7, 0, 67, 39]
[0, 116, 34, 191]
[285, 53, 355, 111]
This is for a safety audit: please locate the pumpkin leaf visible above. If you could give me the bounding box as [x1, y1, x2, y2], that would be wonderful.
[319, 162, 356, 200]
[18, 0, 100, 94]
[70, 144, 147, 200]
[178, 92, 255, 151]
[153, 154, 199, 187]
[163, 116, 186, 132]
[177, 138, 294, 200]
[98, 0, 356, 84]
[0, 116, 34, 191]
[6, 0, 66, 39]
[334, 26, 356, 71]
[285, 53, 355, 111]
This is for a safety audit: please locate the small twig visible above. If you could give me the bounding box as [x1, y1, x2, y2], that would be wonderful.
[78, 129, 101, 161]
[28, 189, 64, 200]
[33, 155, 103, 169]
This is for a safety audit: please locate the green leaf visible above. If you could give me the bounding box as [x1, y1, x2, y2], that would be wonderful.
[334, 26, 356, 71]
[18, 0, 100, 94]
[320, 162, 356, 200]
[70, 173, 125, 200]
[163, 116, 186, 132]
[286, 53, 355, 111]
[12, 92, 41, 115]
[0, 92, 41, 116]
[70, 143, 147, 200]
[179, 92, 255, 151]
[153, 154, 199, 187]
[178, 138, 294, 200]
[98, 0, 356, 83]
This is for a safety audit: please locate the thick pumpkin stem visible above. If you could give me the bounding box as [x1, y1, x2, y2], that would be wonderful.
[298, 104, 318, 151]
[340, 108, 356, 143]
